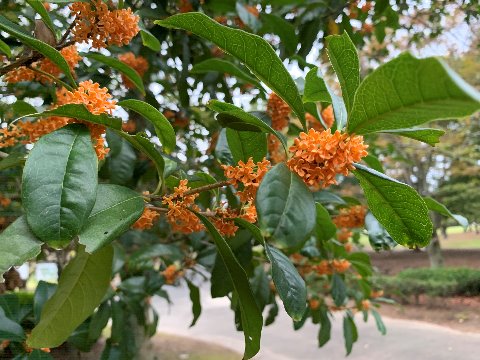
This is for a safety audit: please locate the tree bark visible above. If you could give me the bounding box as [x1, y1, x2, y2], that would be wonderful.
[427, 213, 444, 268]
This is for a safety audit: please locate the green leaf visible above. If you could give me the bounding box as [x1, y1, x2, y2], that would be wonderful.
[0, 152, 26, 171]
[259, 13, 298, 54]
[34, 281, 57, 323]
[363, 154, 384, 173]
[22, 124, 98, 248]
[139, 21, 161, 51]
[130, 244, 183, 264]
[191, 58, 262, 89]
[118, 99, 176, 153]
[78, 184, 144, 253]
[347, 53, 480, 134]
[318, 309, 331, 347]
[343, 314, 358, 355]
[28, 245, 113, 348]
[106, 133, 137, 185]
[226, 128, 267, 164]
[424, 197, 469, 229]
[155, 12, 305, 128]
[353, 164, 432, 248]
[256, 163, 316, 249]
[0, 15, 76, 87]
[364, 212, 397, 251]
[194, 212, 262, 359]
[331, 273, 347, 306]
[85, 53, 145, 95]
[380, 128, 445, 146]
[326, 33, 360, 114]
[115, 131, 165, 194]
[208, 100, 287, 149]
[0, 306, 25, 342]
[371, 308, 387, 335]
[12, 100, 37, 117]
[0, 217, 42, 281]
[186, 279, 202, 327]
[0, 38, 11, 58]
[18, 104, 122, 130]
[347, 252, 372, 277]
[302, 67, 347, 129]
[266, 245, 306, 321]
[88, 302, 111, 341]
[314, 191, 346, 205]
[314, 203, 336, 242]
[27, 0, 57, 37]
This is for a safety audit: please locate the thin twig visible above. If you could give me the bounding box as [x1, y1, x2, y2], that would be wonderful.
[59, 21, 76, 45]
[27, 65, 74, 91]
[184, 180, 230, 196]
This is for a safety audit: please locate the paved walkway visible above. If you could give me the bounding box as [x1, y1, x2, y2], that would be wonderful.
[153, 282, 480, 359]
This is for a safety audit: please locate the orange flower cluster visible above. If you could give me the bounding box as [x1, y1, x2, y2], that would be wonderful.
[308, 298, 320, 310]
[321, 105, 334, 128]
[267, 92, 290, 130]
[70, 0, 139, 49]
[178, 0, 194, 13]
[132, 208, 160, 230]
[267, 135, 286, 164]
[333, 205, 367, 229]
[360, 299, 371, 310]
[223, 158, 270, 202]
[162, 179, 204, 234]
[118, 52, 149, 89]
[0, 195, 11, 208]
[331, 259, 351, 273]
[162, 264, 183, 285]
[3, 46, 81, 84]
[337, 227, 353, 243]
[211, 202, 257, 237]
[287, 128, 368, 188]
[62, 80, 117, 115]
[313, 260, 332, 275]
[306, 113, 322, 131]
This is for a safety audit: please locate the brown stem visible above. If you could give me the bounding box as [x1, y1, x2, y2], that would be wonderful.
[149, 206, 168, 213]
[184, 180, 230, 196]
[59, 21, 76, 45]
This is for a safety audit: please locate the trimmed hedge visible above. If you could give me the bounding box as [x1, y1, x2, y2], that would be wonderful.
[376, 267, 480, 298]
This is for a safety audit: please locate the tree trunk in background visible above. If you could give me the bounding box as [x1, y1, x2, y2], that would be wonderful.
[427, 213, 444, 268]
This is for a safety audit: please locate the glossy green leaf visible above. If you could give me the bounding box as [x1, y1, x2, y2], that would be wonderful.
[364, 212, 397, 251]
[0, 306, 25, 341]
[191, 58, 262, 89]
[18, 104, 122, 130]
[85, 53, 145, 95]
[12, 100, 37, 117]
[347, 252, 372, 278]
[108, 136, 136, 186]
[371, 308, 387, 335]
[314, 191, 346, 205]
[331, 274, 347, 306]
[118, 99, 176, 153]
[28, 245, 113, 348]
[343, 313, 358, 355]
[0, 38, 11, 58]
[22, 124, 98, 248]
[259, 13, 298, 54]
[266, 245, 306, 321]
[424, 197, 469, 229]
[115, 131, 165, 194]
[88, 302, 111, 341]
[256, 163, 316, 249]
[34, 281, 57, 323]
[302, 67, 347, 129]
[139, 21, 161, 51]
[348, 53, 480, 134]
[326, 33, 360, 114]
[226, 128, 267, 164]
[318, 309, 331, 347]
[208, 100, 287, 149]
[363, 154, 384, 173]
[155, 12, 305, 128]
[186, 279, 202, 327]
[194, 212, 262, 359]
[0, 15, 76, 86]
[315, 203, 336, 242]
[0, 152, 26, 171]
[78, 184, 144, 253]
[215, 129, 234, 165]
[130, 243, 183, 264]
[353, 164, 432, 248]
[380, 128, 445, 146]
[0, 217, 42, 281]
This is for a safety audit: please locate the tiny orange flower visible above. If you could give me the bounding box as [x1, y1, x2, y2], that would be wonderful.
[333, 205, 367, 229]
[331, 259, 351, 273]
[267, 93, 290, 130]
[321, 105, 335, 128]
[118, 52, 149, 89]
[309, 298, 320, 310]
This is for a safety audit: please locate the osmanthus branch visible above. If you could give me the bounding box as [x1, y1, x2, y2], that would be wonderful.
[26, 65, 74, 91]
[146, 180, 231, 200]
[0, 40, 75, 76]
[148, 206, 216, 217]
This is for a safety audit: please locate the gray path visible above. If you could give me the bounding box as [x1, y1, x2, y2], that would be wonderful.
[153, 282, 480, 359]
